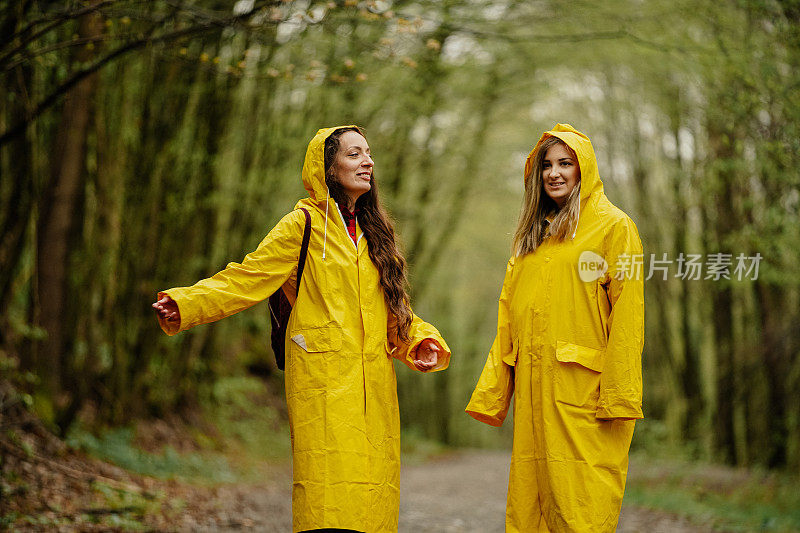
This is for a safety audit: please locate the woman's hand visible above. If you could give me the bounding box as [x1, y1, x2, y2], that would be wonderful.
[413, 339, 440, 372]
[152, 295, 180, 323]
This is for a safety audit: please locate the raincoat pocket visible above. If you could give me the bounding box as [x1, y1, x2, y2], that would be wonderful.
[291, 326, 343, 352]
[288, 326, 343, 392]
[554, 341, 604, 407]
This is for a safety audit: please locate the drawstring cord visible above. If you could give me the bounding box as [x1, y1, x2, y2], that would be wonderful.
[322, 188, 330, 260]
[571, 181, 583, 240]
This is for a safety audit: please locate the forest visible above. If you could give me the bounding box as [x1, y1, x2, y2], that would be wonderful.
[1, 0, 799, 530]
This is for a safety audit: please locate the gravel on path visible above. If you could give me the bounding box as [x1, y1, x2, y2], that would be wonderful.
[399, 450, 707, 533]
[203, 449, 708, 532]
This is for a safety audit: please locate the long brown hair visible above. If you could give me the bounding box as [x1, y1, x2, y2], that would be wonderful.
[512, 136, 582, 256]
[324, 127, 413, 342]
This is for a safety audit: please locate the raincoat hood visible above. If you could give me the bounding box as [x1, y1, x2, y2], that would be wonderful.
[524, 123, 604, 201]
[302, 125, 360, 201]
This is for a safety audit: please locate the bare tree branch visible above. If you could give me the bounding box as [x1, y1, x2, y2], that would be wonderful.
[0, 1, 282, 147]
[0, 1, 116, 65]
[2, 34, 136, 73]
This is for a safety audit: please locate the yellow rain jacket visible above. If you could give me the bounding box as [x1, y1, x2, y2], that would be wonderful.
[158, 126, 451, 533]
[466, 124, 643, 532]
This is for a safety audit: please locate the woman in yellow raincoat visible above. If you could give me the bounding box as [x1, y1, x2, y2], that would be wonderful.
[466, 123, 643, 532]
[153, 126, 450, 533]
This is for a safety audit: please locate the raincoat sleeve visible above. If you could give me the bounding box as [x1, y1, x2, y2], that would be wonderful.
[465, 258, 515, 427]
[598, 217, 645, 419]
[387, 312, 451, 373]
[156, 210, 305, 336]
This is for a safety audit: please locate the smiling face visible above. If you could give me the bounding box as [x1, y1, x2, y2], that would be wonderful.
[541, 142, 580, 208]
[331, 130, 373, 209]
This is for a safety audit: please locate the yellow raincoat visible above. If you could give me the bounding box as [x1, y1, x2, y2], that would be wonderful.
[466, 124, 643, 532]
[158, 126, 451, 533]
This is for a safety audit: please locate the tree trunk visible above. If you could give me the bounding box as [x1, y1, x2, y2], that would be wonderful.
[668, 105, 705, 447]
[706, 118, 738, 464]
[0, 1, 36, 345]
[0, 65, 34, 329]
[34, 7, 103, 402]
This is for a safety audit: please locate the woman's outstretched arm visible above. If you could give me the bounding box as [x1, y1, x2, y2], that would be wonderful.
[154, 210, 306, 335]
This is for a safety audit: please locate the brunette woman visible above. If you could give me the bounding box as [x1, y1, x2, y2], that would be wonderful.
[154, 126, 450, 533]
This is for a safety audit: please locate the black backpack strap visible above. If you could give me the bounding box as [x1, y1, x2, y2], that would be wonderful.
[295, 207, 311, 297]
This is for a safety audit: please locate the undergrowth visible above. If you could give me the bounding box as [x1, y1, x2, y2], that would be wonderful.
[66, 427, 238, 483]
[66, 376, 290, 485]
[625, 420, 800, 532]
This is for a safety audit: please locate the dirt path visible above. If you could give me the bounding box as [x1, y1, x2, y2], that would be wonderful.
[398, 450, 706, 533]
[199, 450, 708, 532]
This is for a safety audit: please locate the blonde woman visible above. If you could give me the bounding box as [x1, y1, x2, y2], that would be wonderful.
[466, 123, 644, 532]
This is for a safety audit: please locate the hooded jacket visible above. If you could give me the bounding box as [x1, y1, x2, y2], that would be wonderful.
[466, 123, 643, 532]
[158, 125, 450, 532]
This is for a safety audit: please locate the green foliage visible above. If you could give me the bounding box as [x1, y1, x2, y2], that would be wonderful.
[66, 427, 237, 483]
[0, 353, 37, 402]
[10, 481, 166, 531]
[63, 376, 289, 485]
[85, 482, 163, 530]
[0, 512, 18, 529]
[400, 427, 448, 466]
[626, 455, 800, 532]
[630, 419, 703, 461]
[203, 376, 291, 464]
[16, 514, 72, 528]
[1, 0, 799, 474]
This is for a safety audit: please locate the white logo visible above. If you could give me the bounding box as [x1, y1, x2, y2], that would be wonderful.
[578, 251, 608, 282]
[291, 334, 308, 351]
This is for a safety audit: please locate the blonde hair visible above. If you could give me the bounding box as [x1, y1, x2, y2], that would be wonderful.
[512, 136, 581, 256]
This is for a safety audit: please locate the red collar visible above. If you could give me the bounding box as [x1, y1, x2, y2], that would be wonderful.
[338, 204, 359, 219]
[338, 203, 359, 245]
